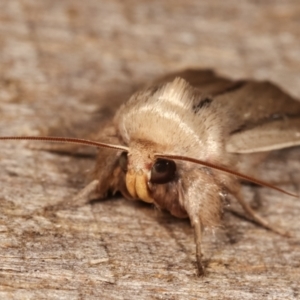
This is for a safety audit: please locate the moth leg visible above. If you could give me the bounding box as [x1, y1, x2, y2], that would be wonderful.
[181, 171, 223, 276]
[41, 180, 100, 214]
[193, 218, 205, 276]
[67, 179, 100, 207]
[233, 191, 290, 237]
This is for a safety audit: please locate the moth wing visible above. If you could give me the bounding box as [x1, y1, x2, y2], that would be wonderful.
[218, 81, 300, 153]
[155, 69, 300, 154]
[226, 118, 300, 153]
[153, 69, 237, 95]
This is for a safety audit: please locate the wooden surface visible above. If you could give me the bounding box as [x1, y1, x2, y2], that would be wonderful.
[0, 1, 300, 299]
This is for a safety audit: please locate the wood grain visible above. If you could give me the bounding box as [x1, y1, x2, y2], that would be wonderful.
[0, 1, 300, 299]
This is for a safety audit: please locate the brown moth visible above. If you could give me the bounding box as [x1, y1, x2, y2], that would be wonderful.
[1, 69, 300, 276]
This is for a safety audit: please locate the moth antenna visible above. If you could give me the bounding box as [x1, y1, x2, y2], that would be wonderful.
[0, 136, 129, 152]
[155, 153, 298, 198]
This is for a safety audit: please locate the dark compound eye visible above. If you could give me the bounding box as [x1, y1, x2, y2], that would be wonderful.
[150, 159, 176, 184]
[119, 152, 128, 172]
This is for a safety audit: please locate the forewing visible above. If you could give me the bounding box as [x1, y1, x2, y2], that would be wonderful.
[218, 81, 300, 153]
[155, 69, 300, 154]
[226, 118, 300, 153]
[153, 69, 237, 95]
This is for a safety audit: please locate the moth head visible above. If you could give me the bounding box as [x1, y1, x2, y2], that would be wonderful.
[118, 143, 177, 204]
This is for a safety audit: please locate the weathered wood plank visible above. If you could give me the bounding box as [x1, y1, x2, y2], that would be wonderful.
[0, 0, 299, 299]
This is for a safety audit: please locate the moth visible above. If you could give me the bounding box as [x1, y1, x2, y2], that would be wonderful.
[1, 69, 300, 276]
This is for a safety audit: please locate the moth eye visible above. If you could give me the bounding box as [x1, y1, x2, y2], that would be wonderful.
[150, 159, 176, 184]
[119, 152, 128, 172]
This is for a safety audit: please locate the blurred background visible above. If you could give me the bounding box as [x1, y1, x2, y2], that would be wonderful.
[1, 0, 300, 135]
